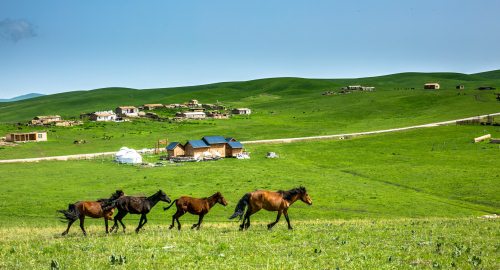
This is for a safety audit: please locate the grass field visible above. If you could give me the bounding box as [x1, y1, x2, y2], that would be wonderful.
[0, 125, 499, 268]
[1, 219, 498, 269]
[1, 72, 500, 159]
[1, 72, 499, 269]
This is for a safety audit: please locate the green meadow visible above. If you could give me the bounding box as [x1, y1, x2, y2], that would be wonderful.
[1, 72, 500, 159]
[0, 72, 499, 269]
[0, 125, 498, 269]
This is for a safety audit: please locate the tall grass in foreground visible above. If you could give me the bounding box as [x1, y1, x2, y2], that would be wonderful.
[0, 219, 497, 269]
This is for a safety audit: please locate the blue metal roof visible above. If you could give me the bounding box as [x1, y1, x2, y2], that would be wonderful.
[228, 141, 243, 149]
[202, 136, 226, 145]
[166, 142, 182, 150]
[225, 137, 235, 142]
[187, 140, 209, 149]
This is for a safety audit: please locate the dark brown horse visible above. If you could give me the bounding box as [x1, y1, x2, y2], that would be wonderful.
[163, 192, 228, 230]
[229, 186, 312, 230]
[109, 190, 171, 233]
[58, 190, 124, 236]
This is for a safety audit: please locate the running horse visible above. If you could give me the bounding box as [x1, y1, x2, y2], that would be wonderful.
[109, 190, 171, 233]
[229, 186, 312, 230]
[163, 192, 228, 230]
[58, 190, 124, 236]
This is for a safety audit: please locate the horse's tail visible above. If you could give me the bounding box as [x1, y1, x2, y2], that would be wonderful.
[163, 199, 177, 211]
[57, 204, 79, 222]
[229, 193, 250, 220]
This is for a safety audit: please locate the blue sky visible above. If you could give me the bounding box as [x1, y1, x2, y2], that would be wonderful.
[1, 1, 499, 98]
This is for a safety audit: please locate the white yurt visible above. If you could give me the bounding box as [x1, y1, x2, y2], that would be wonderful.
[115, 147, 143, 164]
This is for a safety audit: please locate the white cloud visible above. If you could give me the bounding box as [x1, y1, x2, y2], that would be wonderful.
[0, 19, 37, 42]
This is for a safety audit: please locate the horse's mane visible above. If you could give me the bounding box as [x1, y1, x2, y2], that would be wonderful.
[277, 186, 307, 201]
[99, 190, 124, 207]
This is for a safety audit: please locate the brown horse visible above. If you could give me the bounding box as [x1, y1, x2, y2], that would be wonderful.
[229, 186, 312, 230]
[163, 192, 228, 230]
[109, 190, 171, 233]
[58, 190, 124, 236]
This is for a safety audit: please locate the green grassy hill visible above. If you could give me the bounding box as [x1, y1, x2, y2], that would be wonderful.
[1, 71, 499, 159]
[0, 71, 499, 122]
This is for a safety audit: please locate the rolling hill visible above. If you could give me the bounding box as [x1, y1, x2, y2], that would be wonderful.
[0, 71, 499, 123]
[0, 93, 45, 103]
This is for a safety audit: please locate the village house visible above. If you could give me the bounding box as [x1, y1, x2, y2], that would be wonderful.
[424, 83, 440, 90]
[206, 111, 229, 119]
[142, 104, 164, 110]
[176, 111, 206, 119]
[187, 99, 201, 108]
[166, 142, 185, 157]
[202, 104, 226, 110]
[165, 104, 188, 109]
[231, 108, 252, 115]
[6, 131, 47, 142]
[184, 140, 210, 158]
[456, 85, 465, 90]
[341, 85, 375, 91]
[30, 115, 62, 125]
[202, 136, 227, 157]
[89, 111, 117, 122]
[55, 120, 83, 127]
[225, 139, 244, 157]
[116, 106, 139, 117]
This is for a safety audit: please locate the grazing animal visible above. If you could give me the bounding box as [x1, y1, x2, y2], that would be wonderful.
[163, 192, 228, 230]
[58, 190, 124, 236]
[109, 190, 171, 233]
[229, 186, 312, 230]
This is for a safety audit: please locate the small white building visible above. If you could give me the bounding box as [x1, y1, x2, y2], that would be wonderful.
[176, 111, 206, 119]
[424, 83, 440, 90]
[231, 108, 252, 115]
[116, 106, 139, 117]
[90, 111, 117, 122]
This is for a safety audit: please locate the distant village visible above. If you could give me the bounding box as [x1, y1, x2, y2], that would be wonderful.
[322, 83, 497, 95]
[3, 99, 251, 143]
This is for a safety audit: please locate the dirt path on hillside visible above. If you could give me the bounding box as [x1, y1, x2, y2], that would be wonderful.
[1, 112, 499, 164]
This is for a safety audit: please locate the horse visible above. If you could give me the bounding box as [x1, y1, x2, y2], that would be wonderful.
[58, 190, 124, 236]
[163, 192, 228, 230]
[109, 190, 171, 233]
[229, 186, 312, 230]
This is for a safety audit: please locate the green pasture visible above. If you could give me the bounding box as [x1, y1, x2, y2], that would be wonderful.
[0, 125, 498, 228]
[0, 219, 498, 269]
[0, 124, 499, 269]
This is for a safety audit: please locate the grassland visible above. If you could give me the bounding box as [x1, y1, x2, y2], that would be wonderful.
[0, 71, 499, 269]
[1, 72, 500, 159]
[0, 125, 499, 269]
[1, 219, 498, 269]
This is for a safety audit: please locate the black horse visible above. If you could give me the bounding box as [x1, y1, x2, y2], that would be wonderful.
[109, 190, 171, 233]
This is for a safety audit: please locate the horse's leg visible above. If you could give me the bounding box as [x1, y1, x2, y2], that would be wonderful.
[104, 218, 109, 234]
[61, 219, 75, 236]
[79, 216, 87, 236]
[118, 213, 127, 233]
[192, 214, 204, 230]
[136, 214, 147, 233]
[268, 210, 282, 230]
[110, 210, 121, 233]
[170, 210, 184, 230]
[283, 209, 292, 230]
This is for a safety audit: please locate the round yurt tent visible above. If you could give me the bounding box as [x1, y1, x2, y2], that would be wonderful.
[115, 147, 143, 164]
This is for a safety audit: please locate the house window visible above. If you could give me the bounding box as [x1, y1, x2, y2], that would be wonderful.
[38, 134, 43, 139]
